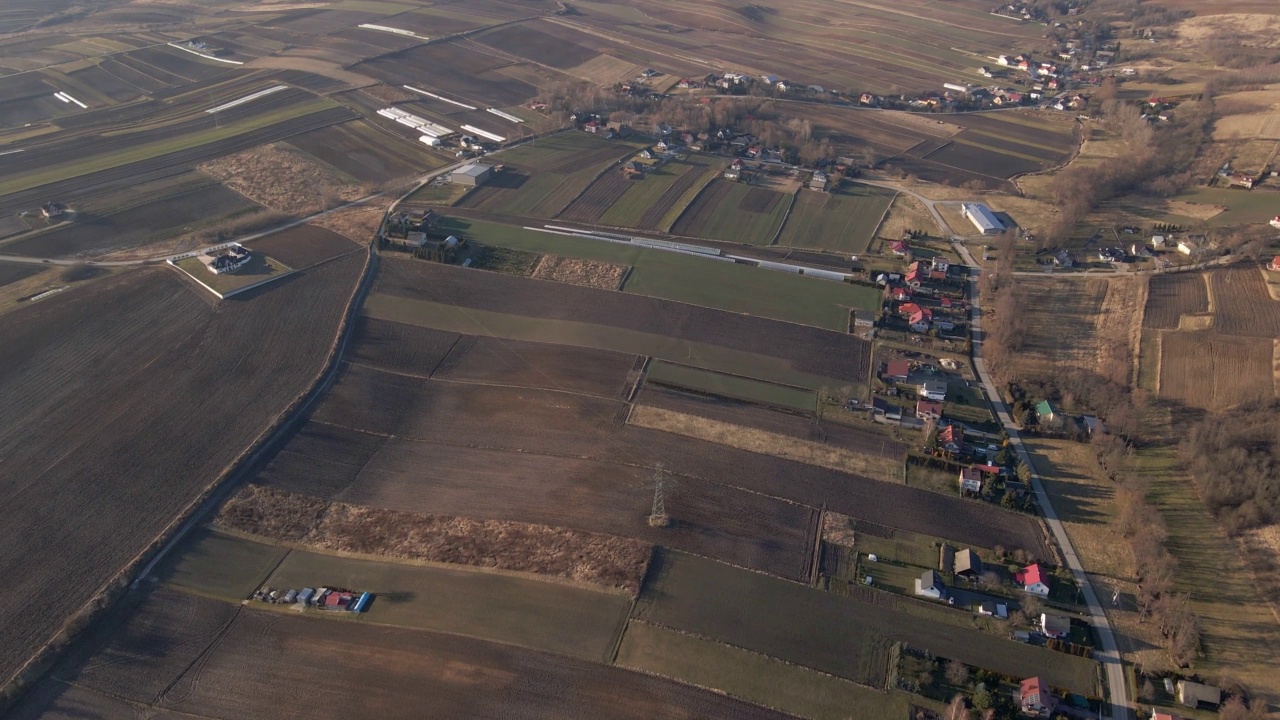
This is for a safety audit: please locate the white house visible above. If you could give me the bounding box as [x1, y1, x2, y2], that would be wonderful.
[1177, 239, 1199, 256]
[1017, 563, 1051, 597]
[1151, 234, 1167, 247]
[1269, 215, 1280, 230]
[1040, 612, 1070, 639]
[920, 379, 947, 401]
[958, 467, 983, 493]
[915, 569, 946, 600]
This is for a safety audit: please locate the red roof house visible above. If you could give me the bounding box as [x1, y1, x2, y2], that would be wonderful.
[1020, 677, 1055, 717]
[1015, 564, 1051, 597]
[939, 424, 964, 453]
[917, 399, 943, 420]
[885, 360, 911, 380]
[1269, 254, 1280, 271]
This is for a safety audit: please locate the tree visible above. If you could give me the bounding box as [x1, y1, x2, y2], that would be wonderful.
[946, 694, 971, 720]
[972, 687, 993, 711]
[945, 660, 971, 687]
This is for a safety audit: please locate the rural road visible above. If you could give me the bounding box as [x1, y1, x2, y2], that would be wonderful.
[951, 238, 1132, 720]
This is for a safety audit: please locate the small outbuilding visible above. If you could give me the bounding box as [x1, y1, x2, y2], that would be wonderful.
[954, 548, 982, 577]
[450, 163, 493, 186]
[1177, 681, 1221, 709]
[915, 569, 946, 600]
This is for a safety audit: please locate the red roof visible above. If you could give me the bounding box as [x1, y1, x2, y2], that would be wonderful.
[909, 307, 933, 325]
[1021, 676, 1045, 698]
[899, 302, 921, 316]
[939, 424, 962, 444]
[1017, 563, 1046, 586]
[972, 464, 1002, 474]
[917, 399, 942, 416]
[886, 360, 911, 378]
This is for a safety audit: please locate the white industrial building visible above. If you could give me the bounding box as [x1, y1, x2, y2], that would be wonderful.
[450, 163, 493, 186]
[961, 203, 1004, 235]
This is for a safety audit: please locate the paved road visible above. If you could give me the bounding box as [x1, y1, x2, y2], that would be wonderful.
[951, 237, 1131, 720]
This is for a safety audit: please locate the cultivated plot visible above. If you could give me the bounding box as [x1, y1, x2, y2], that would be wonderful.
[777, 182, 897, 254]
[1144, 272, 1209, 329]
[672, 179, 792, 245]
[1159, 331, 1276, 410]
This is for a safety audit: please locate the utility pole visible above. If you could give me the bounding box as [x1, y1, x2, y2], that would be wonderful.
[643, 464, 674, 528]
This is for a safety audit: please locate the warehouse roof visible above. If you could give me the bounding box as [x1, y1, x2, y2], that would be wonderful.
[453, 163, 491, 178]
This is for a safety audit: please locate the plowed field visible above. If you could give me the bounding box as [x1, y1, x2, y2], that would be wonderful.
[1210, 265, 1280, 338]
[1159, 331, 1275, 410]
[245, 223, 359, 268]
[1144, 272, 1209, 329]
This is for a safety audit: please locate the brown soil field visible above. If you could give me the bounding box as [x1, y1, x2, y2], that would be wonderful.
[435, 335, 640, 398]
[200, 143, 369, 217]
[284, 119, 444, 184]
[320, 437, 818, 581]
[256, 421, 392, 500]
[1159, 331, 1275, 410]
[374, 258, 872, 383]
[672, 178, 734, 236]
[348, 316, 462, 377]
[312, 363, 630, 450]
[218, 485, 653, 592]
[740, 187, 784, 213]
[0, 254, 363, 689]
[559, 171, 632, 223]
[1144, 272, 1209, 329]
[2, 183, 259, 259]
[0, 261, 42, 289]
[1209, 265, 1280, 338]
[355, 41, 538, 107]
[456, 169, 535, 211]
[531, 254, 628, 290]
[18, 598, 794, 719]
[310, 204, 385, 244]
[1012, 276, 1109, 378]
[639, 386, 907, 459]
[639, 167, 712, 230]
[244, 223, 359, 268]
[475, 23, 600, 69]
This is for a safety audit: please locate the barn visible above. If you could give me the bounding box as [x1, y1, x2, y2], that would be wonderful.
[961, 203, 1003, 235]
[450, 163, 493, 186]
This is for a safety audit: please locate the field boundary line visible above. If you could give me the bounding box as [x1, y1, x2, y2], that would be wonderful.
[626, 356, 651, 402]
[154, 604, 246, 706]
[809, 505, 826, 586]
[355, 361, 633, 402]
[549, 149, 640, 220]
[768, 188, 799, 247]
[868, 190, 900, 246]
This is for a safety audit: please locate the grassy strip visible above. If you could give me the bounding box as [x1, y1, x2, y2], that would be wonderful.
[616, 621, 923, 720]
[362, 294, 846, 390]
[692, 182, 792, 246]
[777, 183, 896, 254]
[628, 404, 905, 481]
[646, 360, 816, 411]
[949, 136, 1054, 164]
[438, 217, 880, 329]
[152, 528, 289, 601]
[0, 98, 337, 197]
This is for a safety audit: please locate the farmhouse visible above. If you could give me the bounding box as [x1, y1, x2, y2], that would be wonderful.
[961, 203, 1004, 235]
[954, 548, 982, 577]
[198, 245, 251, 275]
[1016, 563, 1051, 597]
[1177, 681, 1221, 709]
[915, 569, 946, 600]
[1040, 612, 1070, 639]
[40, 201, 66, 218]
[1020, 677, 1055, 718]
[959, 467, 983, 493]
[920, 379, 947, 401]
[450, 163, 493, 186]
[884, 360, 911, 381]
[916, 399, 942, 420]
[939, 424, 964, 454]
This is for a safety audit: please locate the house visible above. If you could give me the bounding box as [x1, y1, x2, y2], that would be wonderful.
[1040, 612, 1071, 639]
[959, 467, 983, 493]
[915, 569, 946, 600]
[859, 92, 879, 106]
[40, 202, 66, 219]
[954, 548, 982, 577]
[891, 286, 911, 302]
[583, 120, 599, 133]
[872, 397, 903, 420]
[1227, 174, 1255, 189]
[1152, 234, 1167, 247]
[1151, 713, 1184, 720]
[1016, 563, 1051, 597]
[761, 74, 779, 85]
[450, 163, 493, 186]
[1035, 400, 1056, 423]
[1082, 415, 1105, 435]
[1269, 255, 1280, 272]
[905, 264, 924, 287]
[1177, 239, 1199, 256]
[939, 424, 964, 454]
[810, 171, 828, 191]
[677, 78, 695, 88]
[978, 601, 1008, 618]
[920, 379, 947, 401]
[890, 240, 911, 256]
[931, 257, 950, 273]
[917, 399, 943, 420]
[606, 121, 633, 138]
[1020, 677, 1055, 718]
[723, 166, 741, 181]
[884, 360, 911, 381]
[1053, 249, 1074, 267]
[776, 81, 790, 92]
[640, 149, 655, 160]
[198, 245, 252, 275]
[1270, 215, 1280, 230]
[1177, 681, 1221, 709]
[908, 305, 933, 333]
[853, 309, 876, 331]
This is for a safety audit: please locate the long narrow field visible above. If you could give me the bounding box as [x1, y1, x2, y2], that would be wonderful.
[562, 154, 726, 230]
[0, 254, 363, 689]
[1209, 265, 1280, 338]
[435, 217, 882, 330]
[635, 550, 1098, 694]
[284, 119, 449, 182]
[354, 39, 542, 108]
[369, 257, 872, 383]
[672, 179, 791, 245]
[776, 183, 896, 254]
[1158, 331, 1275, 410]
[244, 223, 360, 269]
[1144, 272, 1209, 329]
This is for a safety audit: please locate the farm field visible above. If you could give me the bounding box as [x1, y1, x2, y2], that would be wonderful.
[284, 119, 449, 183]
[369, 257, 873, 383]
[153, 528, 290, 600]
[17, 598, 794, 720]
[776, 182, 897, 254]
[1208, 265, 1280, 338]
[261, 547, 633, 662]
[1158, 332, 1275, 410]
[671, 178, 792, 245]
[457, 132, 645, 218]
[1, 178, 259, 258]
[244, 223, 360, 268]
[0, 261, 43, 290]
[354, 39, 542, 108]
[561, 154, 726, 230]
[617, 621, 924, 720]
[436, 217, 882, 330]
[433, 333, 640, 398]
[645, 360, 817, 411]
[1144, 272, 1209, 329]
[636, 550, 1098, 694]
[0, 254, 363, 690]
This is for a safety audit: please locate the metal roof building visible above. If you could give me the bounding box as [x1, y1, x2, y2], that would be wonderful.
[450, 163, 493, 186]
[961, 203, 1003, 235]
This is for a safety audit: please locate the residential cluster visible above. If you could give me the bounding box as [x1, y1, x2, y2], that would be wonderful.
[250, 585, 373, 613]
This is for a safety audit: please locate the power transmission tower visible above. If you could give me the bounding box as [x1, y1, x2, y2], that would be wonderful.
[642, 464, 674, 528]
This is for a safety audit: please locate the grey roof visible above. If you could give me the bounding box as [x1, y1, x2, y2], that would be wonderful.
[955, 548, 982, 575]
[920, 569, 944, 590]
[1042, 613, 1070, 635]
[452, 163, 491, 178]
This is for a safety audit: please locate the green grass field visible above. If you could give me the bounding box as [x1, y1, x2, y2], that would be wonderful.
[363, 294, 846, 390]
[616, 621, 929, 720]
[173, 252, 291, 297]
[636, 550, 1099, 695]
[264, 548, 631, 662]
[646, 360, 817, 409]
[154, 529, 288, 600]
[436, 217, 880, 330]
[686, 181, 793, 246]
[777, 183, 897, 254]
[490, 132, 647, 217]
[598, 155, 726, 228]
[1170, 186, 1280, 226]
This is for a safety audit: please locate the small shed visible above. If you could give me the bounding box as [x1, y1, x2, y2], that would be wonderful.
[450, 163, 493, 186]
[954, 548, 982, 577]
[915, 569, 946, 600]
[1177, 681, 1221, 709]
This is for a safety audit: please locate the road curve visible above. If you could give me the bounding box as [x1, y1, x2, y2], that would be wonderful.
[951, 238, 1131, 720]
